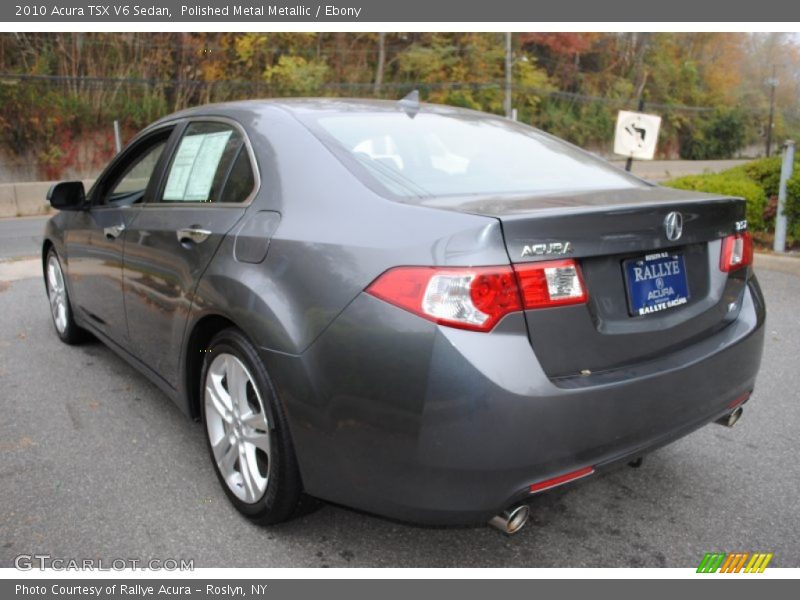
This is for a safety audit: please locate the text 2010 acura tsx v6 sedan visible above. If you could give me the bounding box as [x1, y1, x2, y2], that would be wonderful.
[42, 99, 765, 533]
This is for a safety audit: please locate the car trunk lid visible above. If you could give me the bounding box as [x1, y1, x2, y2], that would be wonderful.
[419, 186, 750, 378]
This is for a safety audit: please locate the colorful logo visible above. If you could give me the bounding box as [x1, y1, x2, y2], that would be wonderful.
[697, 552, 773, 573]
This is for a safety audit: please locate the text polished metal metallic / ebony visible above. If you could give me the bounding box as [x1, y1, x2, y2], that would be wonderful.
[41, 99, 766, 529]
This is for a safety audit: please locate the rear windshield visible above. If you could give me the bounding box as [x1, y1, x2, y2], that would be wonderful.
[314, 111, 643, 198]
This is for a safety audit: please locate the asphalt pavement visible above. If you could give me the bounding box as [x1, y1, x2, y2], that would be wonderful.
[0, 243, 798, 567]
[0, 216, 48, 260]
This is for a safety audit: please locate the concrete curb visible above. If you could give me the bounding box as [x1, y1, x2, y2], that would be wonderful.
[13, 182, 52, 217]
[0, 179, 94, 217]
[0, 185, 17, 218]
[0, 258, 41, 282]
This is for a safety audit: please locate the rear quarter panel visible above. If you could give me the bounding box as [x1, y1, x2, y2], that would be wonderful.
[187, 105, 511, 356]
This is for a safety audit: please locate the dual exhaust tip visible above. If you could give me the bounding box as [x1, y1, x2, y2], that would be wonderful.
[488, 504, 530, 535]
[491, 407, 744, 535]
[717, 406, 744, 428]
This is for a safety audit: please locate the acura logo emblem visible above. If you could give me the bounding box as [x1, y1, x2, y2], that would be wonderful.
[664, 211, 683, 241]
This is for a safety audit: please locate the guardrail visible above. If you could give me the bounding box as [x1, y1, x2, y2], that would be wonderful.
[0, 180, 94, 218]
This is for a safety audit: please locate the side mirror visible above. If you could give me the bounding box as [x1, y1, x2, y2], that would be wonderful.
[47, 181, 86, 211]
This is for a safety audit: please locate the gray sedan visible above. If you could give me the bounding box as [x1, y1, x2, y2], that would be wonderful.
[41, 99, 765, 534]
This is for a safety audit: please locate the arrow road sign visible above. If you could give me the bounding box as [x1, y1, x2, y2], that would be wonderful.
[614, 110, 662, 160]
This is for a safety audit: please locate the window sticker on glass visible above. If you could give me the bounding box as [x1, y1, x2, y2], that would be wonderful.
[163, 130, 233, 202]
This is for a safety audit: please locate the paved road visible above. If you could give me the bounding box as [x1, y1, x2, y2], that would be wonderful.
[0, 259, 798, 568]
[0, 216, 48, 260]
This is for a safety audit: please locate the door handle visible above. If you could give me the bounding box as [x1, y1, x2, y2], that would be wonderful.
[177, 227, 212, 245]
[104, 223, 125, 240]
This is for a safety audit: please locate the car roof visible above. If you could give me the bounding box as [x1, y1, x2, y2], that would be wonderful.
[150, 97, 491, 127]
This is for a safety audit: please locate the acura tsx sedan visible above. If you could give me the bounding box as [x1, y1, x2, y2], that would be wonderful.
[42, 98, 765, 533]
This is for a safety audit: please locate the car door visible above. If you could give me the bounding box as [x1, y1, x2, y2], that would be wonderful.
[122, 118, 258, 386]
[64, 126, 176, 343]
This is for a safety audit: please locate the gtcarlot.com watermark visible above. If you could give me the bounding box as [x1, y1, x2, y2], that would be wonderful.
[14, 553, 194, 571]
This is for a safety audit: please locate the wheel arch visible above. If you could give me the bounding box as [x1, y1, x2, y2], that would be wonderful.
[41, 238, 54, 280]
[183, 313, 240, 422]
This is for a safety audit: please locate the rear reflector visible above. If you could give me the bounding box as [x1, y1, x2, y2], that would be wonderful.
[727, 391, 751, 409]
[366, 259, 587, 332]
[720, 232, 753, 272]
[529, 466, 595, 494]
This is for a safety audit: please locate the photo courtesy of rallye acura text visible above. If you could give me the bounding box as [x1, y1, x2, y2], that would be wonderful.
[41, 97, 765, 534]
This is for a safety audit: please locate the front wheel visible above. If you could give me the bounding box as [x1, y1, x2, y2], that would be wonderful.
[44, 248, 85, 344]
[200, 328, 304, 524]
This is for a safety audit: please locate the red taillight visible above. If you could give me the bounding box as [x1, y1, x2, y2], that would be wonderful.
[529, 466, 595, 494]
[365, 265, 522, 332]
[515, 259, 589, 308]
[365, 259, 587, 332]
[720, 232, 753, 272]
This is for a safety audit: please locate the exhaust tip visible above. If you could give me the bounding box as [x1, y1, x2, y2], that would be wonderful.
[716, 406, 744, 428]
[488, 504, 530, 535]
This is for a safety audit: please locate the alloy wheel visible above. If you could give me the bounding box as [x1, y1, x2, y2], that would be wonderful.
[46, 255, 68, 334]
[204, 353, 272, 503]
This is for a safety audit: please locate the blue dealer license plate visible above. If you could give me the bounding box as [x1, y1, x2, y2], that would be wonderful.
[624, 252, 690, 316]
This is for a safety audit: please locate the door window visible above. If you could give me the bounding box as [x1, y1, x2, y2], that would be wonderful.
[161, 122, 255, 204]
[95, 132, 172, 206]
[105, 141, 167, 205]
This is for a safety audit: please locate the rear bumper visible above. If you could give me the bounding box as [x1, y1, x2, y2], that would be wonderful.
[262, 277, 766, 525]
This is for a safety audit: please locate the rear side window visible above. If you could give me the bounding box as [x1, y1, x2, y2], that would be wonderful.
[161, 121, 255, 204]
[219, 148, 256, 204]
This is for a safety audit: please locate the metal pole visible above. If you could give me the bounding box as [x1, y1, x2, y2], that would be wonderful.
[504, 32, 512, 118]
[766, 65, 778, 158]
[773, 140, 795, 253]
[625, 97, 646, 172]
[373, 32, 386, 96]
[113, 120, 122, 154]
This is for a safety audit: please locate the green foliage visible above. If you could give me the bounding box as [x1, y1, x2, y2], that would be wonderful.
[263, 56, 330, 96]
[116, 93, 169, 129]
[665, 155, 800, 242]
[679, 109, 750, 159]
[729, 156, 783, 197]
[535, 99, 616, 148]
[664, 172, 768, 232]
[786, 174, 800, 241]
[3, 32, 800, 180]
[513, 56, 552, 113]
[727, 156, 800, 240]
[396, 42, 458, 83]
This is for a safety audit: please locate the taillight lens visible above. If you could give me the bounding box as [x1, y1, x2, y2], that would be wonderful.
[720, 232, 753, 272]
[366, 266, 522, 332]
[515, 259, 588, 308]
[366, 259, 587, 332]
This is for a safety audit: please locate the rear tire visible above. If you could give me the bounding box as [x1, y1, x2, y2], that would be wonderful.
[200, 327, 304, 524]
[44, 248, 86, 345]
